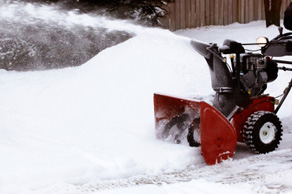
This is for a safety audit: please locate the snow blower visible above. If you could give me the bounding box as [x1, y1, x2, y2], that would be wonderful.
[154, 27, 292, 165]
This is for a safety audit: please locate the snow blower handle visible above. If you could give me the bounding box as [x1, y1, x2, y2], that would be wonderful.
[274, 77, 292, 114]
[274, 59, 292, 71]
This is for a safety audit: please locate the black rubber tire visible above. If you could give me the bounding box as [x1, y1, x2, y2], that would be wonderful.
[187, 118, 201, 147]
[242, 111, 283, 154]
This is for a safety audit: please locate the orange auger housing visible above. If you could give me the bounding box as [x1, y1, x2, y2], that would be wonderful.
[154, 93, 237, 165]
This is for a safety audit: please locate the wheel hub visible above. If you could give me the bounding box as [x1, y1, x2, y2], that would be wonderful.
[259, 122, 276, 144]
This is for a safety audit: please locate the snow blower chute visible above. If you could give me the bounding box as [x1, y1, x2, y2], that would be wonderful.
[154, 27, 292, 165]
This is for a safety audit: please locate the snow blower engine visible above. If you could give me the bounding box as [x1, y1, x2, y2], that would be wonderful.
[154, 27, 292, 165]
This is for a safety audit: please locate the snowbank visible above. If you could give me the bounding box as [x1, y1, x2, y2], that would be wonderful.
[0, 19, 213, 194]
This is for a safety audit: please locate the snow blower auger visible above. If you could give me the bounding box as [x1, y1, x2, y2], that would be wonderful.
[154, 27, 292, 165]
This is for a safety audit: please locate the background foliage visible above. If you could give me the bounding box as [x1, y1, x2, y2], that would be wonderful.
[24, 0, 174, 25]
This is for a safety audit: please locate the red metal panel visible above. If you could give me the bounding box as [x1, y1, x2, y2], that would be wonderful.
[154, 93, 200, 127]
[154, 93, 237, 165]
[200, 101, 237, 165]
[232, 96, 275, 142]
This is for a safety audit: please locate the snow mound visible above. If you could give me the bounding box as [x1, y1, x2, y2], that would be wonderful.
[0, 22, 212, 193]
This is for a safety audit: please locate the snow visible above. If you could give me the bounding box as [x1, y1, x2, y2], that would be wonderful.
[1, 3, 292, 193]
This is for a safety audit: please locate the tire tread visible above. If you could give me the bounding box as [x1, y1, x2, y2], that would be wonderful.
[242, 111, 283, 154]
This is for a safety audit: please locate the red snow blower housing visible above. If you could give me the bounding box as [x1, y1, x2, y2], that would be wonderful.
[154, 27, 292, 165]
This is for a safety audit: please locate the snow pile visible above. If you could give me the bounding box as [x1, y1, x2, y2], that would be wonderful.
[0, 15, 212, 194]
[0, 4, 292, 193]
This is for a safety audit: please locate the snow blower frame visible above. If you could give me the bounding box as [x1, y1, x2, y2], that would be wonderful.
[154, 27, 292, 165]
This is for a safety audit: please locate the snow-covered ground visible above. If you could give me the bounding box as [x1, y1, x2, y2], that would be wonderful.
[1, 3, 292, 193]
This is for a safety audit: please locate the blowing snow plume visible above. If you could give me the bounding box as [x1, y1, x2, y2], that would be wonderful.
[0, 1, 132, 71]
